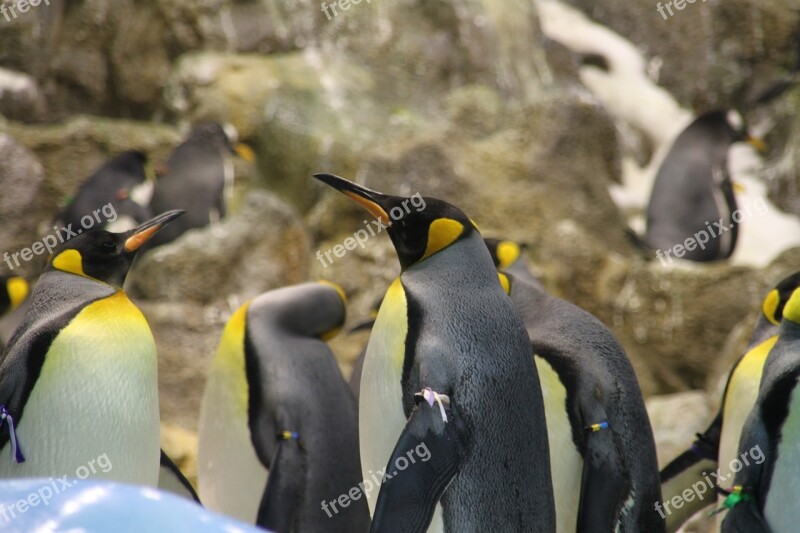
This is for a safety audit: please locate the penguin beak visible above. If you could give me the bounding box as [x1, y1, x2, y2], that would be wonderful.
[234, 143, 256, 162]
[123, 210, 185, 252]
[313, 173, 391, 226]
[746, 134, 767, 153]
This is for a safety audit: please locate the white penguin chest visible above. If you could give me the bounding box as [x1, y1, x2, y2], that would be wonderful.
[535, 355, 582, 533]
[198, 302, 268, 524]
[718, 339, 774, 479]
[0, 292, 161, 486]
[359, 279, 445, 532]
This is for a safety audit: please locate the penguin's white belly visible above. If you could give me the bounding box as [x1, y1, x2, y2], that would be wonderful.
[764, 384, 800, 532]
[0, 293, 160, 486]
[198, 364, 267, 523]
[535, 355, 582, 533]
[716, 336, 775, 521]
[198, 302, 267, 524]
[360, 279, 444, 532]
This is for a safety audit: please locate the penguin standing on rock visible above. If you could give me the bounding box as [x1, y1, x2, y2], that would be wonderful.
[314, 173, 555, 533]
[643, 110, 765, 262]
[198, 281, 369, 532]
[146, 122, 255, 249]
[660, 272, 800, 532]
[0, 211, 185, 488]
[721, 284, 800, 532]
[486, 238, 664, 533]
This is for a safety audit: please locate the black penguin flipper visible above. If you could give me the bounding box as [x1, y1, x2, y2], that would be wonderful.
[720, 498, 770, 533]
[370, 393, 462, 533]
[256, 437, 307, 532]
[577, 415, 634, 533]
[158, 449, 201, 503]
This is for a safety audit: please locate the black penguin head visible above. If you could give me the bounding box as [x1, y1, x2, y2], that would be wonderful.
[691, 110, 765, 152]
[101, 150, 149, 192]
[44, 210, 184, 287]
[185, 122, 255, 162]
[762, 271, 800, 325]
[314, 173, 478, 270]
[112, 150, 148, 174]
[484, 238, 526, 270]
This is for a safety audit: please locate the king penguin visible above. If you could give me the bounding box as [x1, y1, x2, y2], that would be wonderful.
[197, 281, 370, 532]
[643, 110, 764, 262]
[56, 150, 153, 232]
[0, 211, 184, 488]
[660, 271, 800, 531]
[146, 122, 254, 250]
[314, 173, 555, 533]
[486, 238, 664, 533]
[721, 284, 800, 532]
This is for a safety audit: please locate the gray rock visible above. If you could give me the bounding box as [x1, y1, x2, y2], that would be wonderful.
[128, 189, 310, 305]
[0, 134, 46, 277]
[647, 390, 712, 468]
[562, 0, 800, 110]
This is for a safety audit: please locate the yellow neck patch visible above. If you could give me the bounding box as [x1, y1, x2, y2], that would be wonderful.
[762, 289, 780, 326]
[496, 241, 521, 269]
[497, 272, 511, 295]
[6, 277, 29, 310]
[783, 289, 800, 325]
[422, 218, 464, 260]
[52, 249, 86, 277]
[318, 280, 347, 305]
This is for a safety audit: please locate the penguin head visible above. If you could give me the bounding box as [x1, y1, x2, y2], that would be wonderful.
[762, 271, 800, 325]
[484, 238, 526, 270]
[45, 210, 184, 287]
[691, 110, 765, 153]
[314, 173, 477, 270]
[186, 122, 255, 162]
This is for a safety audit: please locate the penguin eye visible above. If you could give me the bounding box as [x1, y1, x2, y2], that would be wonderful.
[100, 240, 117, 253]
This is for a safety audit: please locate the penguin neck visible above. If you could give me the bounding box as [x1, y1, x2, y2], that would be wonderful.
[747, 315, 780, 349]
[401, 232, 499, 288]
[765, 320, 800, 377]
